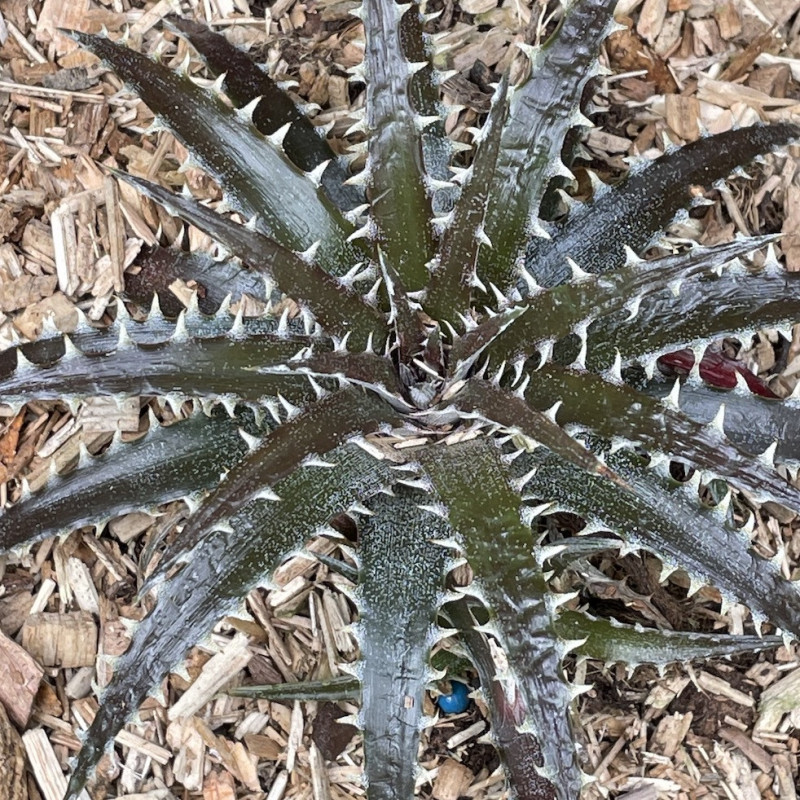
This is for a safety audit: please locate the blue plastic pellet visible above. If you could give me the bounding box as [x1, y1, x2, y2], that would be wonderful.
[437, 680, 470, 714]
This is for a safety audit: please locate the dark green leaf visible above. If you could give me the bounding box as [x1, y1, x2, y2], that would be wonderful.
[523, 363, 800, 512]
[477, 0, 615, 294]
[363, 0, 434, 289]
[555, 610, 782, 666]
[166, 16, 363, 212]
[524, 448, 800, 638]
[69, 31, 366, 274]
[643, 379, 800, 462]
[110, 169, 386, 347]
[0, 330, 317, 405]
[526, 123, 800, 288]
[422, 439, 576, 800]
[0, 409, 250, 553]
[357, 492, 449, 800]
[65, 441, 400, 800]
[145, 389, 399, 590]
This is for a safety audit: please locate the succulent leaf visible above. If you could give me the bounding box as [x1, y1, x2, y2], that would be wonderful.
[144, 390, 400, 591]
[456, 235, 780, 371]
[363, 0, 435, 290]
[444, 598, 554, 800]
[476, 0, 616, 295]
[357, 491, 449, 800]
[227, 676, 362, 701]
[65, 439, 401, 800]
[0, 329, 320, 405]
[425, 77, 510, 320]
[524, 363, 800, 512]
[555, 610, 783, 666]
[165, 16, 363, 211]
[644, 379, 800, 462]
[69, 30, 366, 274]
[0, 408, 249, 553]
[525, 448, 800, 638]
[526, 123, 800, 288]
[109, 169, 386, 346]
[422, 439, 579, 800]
[2, 5, 799, 799]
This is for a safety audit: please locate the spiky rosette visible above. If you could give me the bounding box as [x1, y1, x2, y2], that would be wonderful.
[2, 2, 800, 799]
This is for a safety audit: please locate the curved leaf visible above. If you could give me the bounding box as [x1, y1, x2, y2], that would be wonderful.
[477, 0, 616, 294]
[357, 492, 449, 800]
[363, 0, 434, 289]
[643, 378, 800, 463]
[0, 331, 316, 405]
[525, 123, 800, 288]
[422, 439, 576, 800]
[69, 31, 366, 274]
[524, 448, 800, 638]
[453, 379, 624, 485]
[583, 260, 800, 374]
[166, 16, 363, 212]
[110, 169, 386, 347]
[445, 598, 554, 800]
[144, 389, 400, 591]
[0, 408, 250, 553]
[555, 610, 782, 666]
[425, 78, 509, 321]
[65, 440, 401, 800]
[454, 236, 774, 371]
[523, 363, 800, 512]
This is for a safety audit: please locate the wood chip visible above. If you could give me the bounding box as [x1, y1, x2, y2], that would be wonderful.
[78, 397, 140, 434]
[665, 94, 700, 141]
[168, 633, 253, 721]
[22, 728, 90, 800]
[0, 701, 27, 800]
[203, 769, 237, 800]
[636, 0, 667, 44]
[21, 611, 98, 668]
[696, 671, 755, 708]
[719, 726, 773, 774]
[0, 627, 44, 727]
[432, 759, 474, 800]
[167, 718, 206, 792]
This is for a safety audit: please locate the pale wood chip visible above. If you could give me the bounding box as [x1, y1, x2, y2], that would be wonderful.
[432, 759, 474, 800]
[719, 726, 773, 774]
[782, 183, 800, 271]
[649, 711, 692, 759]
[203, 769, 238, 800]
[756, 666, 800, 732]
[696, 671, 755, 708]
[636, 0, 667, 44]
[22, 728, 90, 800]
[244, 732, 283, 760]
[21, 610, 97, 668]
[310, 741, 332, 800]
[445, 720, 485, 750]
[664, 94, 700, 142]
[168, 633, 253, 721]
[167, 718, 206, 792]
[78, 397, 141, 434]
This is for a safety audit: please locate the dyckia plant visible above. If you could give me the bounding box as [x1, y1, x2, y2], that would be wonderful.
[3, 0, 800, 798]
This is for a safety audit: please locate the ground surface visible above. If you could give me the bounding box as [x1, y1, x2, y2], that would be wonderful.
[1, 0, 800, 798]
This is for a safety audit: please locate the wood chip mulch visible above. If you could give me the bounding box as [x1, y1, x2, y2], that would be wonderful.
[1, 0, 800, 798]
